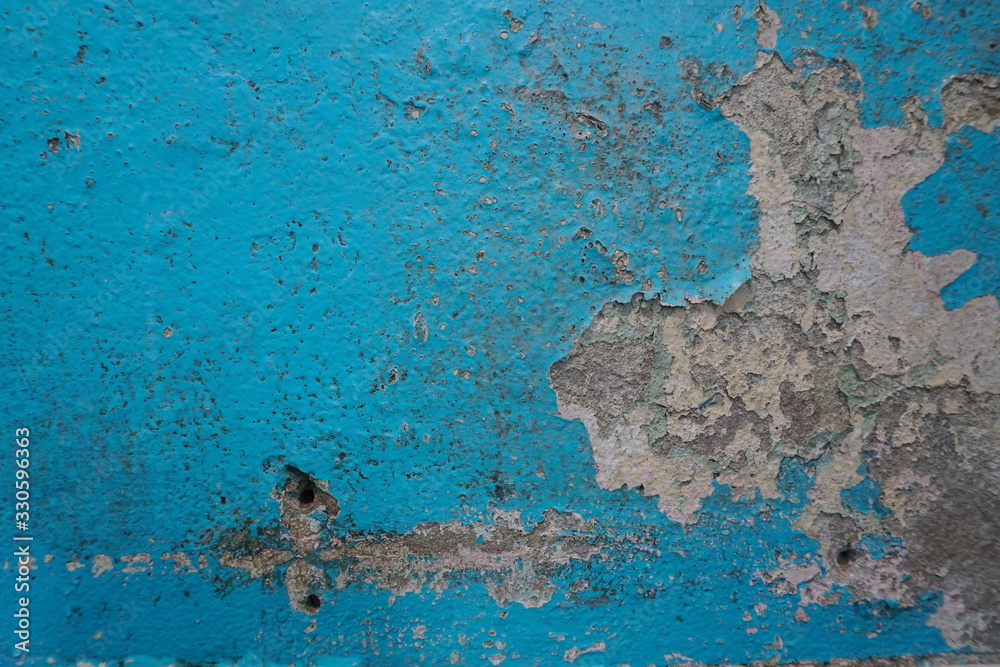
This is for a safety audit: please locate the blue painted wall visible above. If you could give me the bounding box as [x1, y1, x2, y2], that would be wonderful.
[2, 0, 998, 665]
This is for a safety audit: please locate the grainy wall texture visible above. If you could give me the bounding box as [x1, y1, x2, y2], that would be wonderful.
[1, 0, 998, 665]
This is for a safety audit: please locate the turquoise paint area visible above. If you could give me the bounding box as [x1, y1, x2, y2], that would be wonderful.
[904, 128, 1000, 308]
[0, 0, 991, 663]
[765, 1, 1000, 126]
[840, 477, 891, 518]
[28, 483, 950, 665]
[858, 534, 905, 561]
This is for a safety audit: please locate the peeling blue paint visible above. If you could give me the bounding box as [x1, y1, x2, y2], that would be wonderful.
[841, 477, 891, 518]
[1, 0, 997, 664]
[757, 1, 1000, 126]
[858, 534, 904, 561]
[905, 128, 1000, 308]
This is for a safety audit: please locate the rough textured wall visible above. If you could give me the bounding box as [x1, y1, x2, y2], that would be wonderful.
[1, 0, 998, 665]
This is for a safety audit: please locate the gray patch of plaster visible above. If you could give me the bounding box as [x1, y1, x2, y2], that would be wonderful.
[868, 389, 1000, 651]
[550, 52, 1000, 650]
[218, 469, 602, 611]
[752, 0, 782, 50]
[942, 73, 1000, 134]
[321, 509, 600, 608]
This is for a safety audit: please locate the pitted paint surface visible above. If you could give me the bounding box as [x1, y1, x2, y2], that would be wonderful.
[1, 0, 998, 665]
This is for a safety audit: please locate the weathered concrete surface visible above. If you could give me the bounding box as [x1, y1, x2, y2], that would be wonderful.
[1, 0, 998, 665]
[550, 54, 1000, 651]
[552, 51, 1000, 653]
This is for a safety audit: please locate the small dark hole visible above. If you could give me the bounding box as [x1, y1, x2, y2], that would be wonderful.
[305, 594, 321, 610]
[837, 548, 858, 566]
[298, 487, 315, 505]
